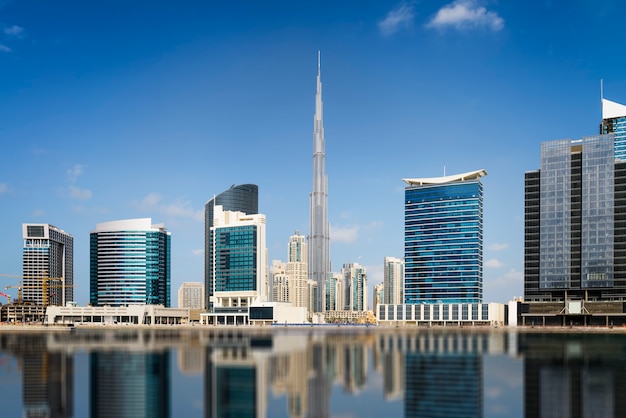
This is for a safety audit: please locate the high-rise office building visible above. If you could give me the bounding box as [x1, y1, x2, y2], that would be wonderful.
[601, 97, 626, 160]
[177, 282, 204, 310]
[342, 263, 367, 311]
[205, 184, 258, 310]
[524, 135, 626, 302]
[22, 223, 73, 306]
[287, 231, 308, 309]
[325, 272, 342, 311]
[90, 218, 171, 307]
[383, 257, 404, 305]
[210, 205, 267, 310]
[309, 51, 330, 313]
[403, 170, 486, 304]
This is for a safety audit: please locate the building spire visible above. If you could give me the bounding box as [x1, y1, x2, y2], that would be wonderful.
[310, 50, 329, 313]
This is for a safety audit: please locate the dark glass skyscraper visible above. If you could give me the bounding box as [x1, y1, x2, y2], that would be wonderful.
[204, 184, 258, 310]
[524, 135, 626, 302]
[403, 170, 486, 304]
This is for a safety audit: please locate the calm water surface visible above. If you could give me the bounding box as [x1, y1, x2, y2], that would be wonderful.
[0, 327, 623, 417]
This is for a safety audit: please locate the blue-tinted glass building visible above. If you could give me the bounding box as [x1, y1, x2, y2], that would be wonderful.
[403, 170, 486, 304]
[205, 184, 258, 310]
[601, 98, 626, 160]
[90, 218, 171, 307]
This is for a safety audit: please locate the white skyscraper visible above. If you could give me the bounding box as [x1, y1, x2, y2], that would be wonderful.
[287, 231, 308, 309]
[383, 257, 405, 305]
[271, 261, 289, 303]
[22, 223, 73, 306]
[309, 51, 330, 313]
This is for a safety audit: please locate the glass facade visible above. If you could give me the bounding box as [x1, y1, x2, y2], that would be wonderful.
[581, 136, 614, 287]
[539, 139, 572, 289]
[205, 184, 258, 309]
[602, 114, 626, 160]
[90, 219, 171, 307]
[214, 225, 258, 292]
[404, 177, 483, 304]
[525, 134, 626, 302]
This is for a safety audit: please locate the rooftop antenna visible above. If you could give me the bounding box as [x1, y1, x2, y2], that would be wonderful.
[601, 78, 604, 101]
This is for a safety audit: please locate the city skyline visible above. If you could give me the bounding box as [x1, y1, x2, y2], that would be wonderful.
[2, 1, 626, 305]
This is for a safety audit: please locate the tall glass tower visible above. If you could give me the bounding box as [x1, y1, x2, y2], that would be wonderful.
[90, 218, 171, 307]
[524, 135, 626, 302]
[205, 184, 258, 310]
[22, 223, 73, 306]
[601, 98, 626, 160]
[309, 51, 330, 313]
[403, 170, 486, 304]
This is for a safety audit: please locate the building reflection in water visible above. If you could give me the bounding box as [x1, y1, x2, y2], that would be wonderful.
[19, 334, 74, 418]
[378, 332, 496, 418]
[520, 333, 626, 418]
[90, 350, 170, 418]
[0, 328, 523, 418]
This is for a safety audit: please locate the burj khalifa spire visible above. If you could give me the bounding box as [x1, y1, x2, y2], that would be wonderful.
[309, 51, 330, 313]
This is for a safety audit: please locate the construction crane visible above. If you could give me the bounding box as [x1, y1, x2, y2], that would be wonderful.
[0, 273, 76, 306]
[4, 284, 22, 304]
[0, 291, 10, 305]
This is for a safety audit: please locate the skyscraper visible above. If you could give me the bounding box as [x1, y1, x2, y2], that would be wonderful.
[524, 135, 626, 302]
[403, 170, 486, 304]
[342, 262, 367, 311]
[90, 218, 171, 307]
[383, 256, 404, 305]
[22, 223, 73, 306]
[601, 97, 626, 160]
[205, 184, 258, 310]
[309, 51, 330, 313]
[210, 205, 267, 313]
[287, 231, 308, 309]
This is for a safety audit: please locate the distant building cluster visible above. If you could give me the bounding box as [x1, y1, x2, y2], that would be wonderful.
[7, 57, 626, 328]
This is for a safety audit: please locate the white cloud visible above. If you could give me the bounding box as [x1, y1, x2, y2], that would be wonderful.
[488, 242, 509, 251]
[485, 258, 504, 268]
[68, 185, 92, 200]
[378, 2, 415, 36]
[4, 25, 23, 36]
[489, 268, 523, 289]
[426, 0, 504, 32]
[0, 183, 7, 194]
[192, 249, 203, 256]
[32, 209, 45, 217]
[135, 192, 203, 222]
[67, 164, 85, 183]
[330, 225, 360, 243]
[0, 44, 11, 52]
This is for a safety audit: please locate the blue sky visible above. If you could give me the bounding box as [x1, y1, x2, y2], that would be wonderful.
[1, 0, 626, 305]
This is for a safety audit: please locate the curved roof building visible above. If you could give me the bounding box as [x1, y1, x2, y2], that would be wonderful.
[90, 218, 171, 307]
[404, 170, 486, 304]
